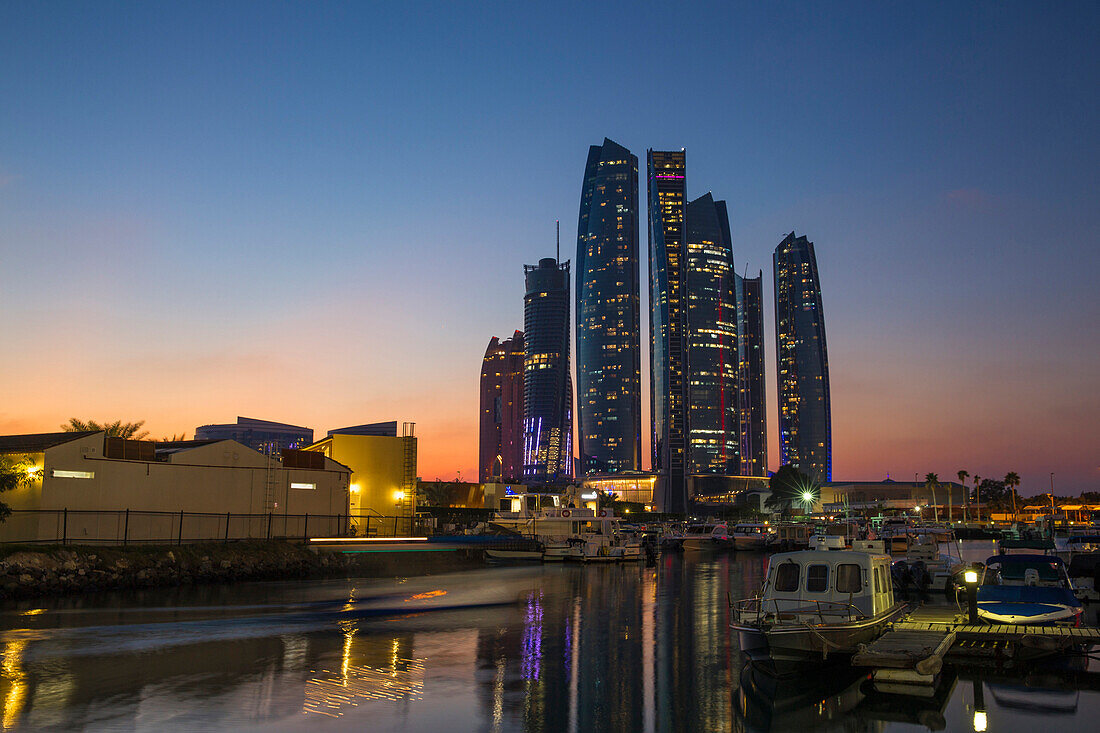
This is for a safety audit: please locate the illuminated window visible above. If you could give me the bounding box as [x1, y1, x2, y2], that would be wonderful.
[52, 469, 94, 479]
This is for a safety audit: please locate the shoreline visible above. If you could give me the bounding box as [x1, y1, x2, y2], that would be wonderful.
[0, 541, 487, 601]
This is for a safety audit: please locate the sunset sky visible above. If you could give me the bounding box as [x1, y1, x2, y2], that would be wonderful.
[2, 2, 1097, 496]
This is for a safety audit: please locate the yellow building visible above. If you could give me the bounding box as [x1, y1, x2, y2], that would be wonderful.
[304, 427, 416, 536]
[0, 431, 350, 543]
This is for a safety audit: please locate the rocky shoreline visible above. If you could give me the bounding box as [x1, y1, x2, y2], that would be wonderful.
[0, 542, 486, 601]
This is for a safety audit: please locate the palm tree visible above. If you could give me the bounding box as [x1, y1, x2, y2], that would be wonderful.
[1004, 472, 1021, 521]
[62, 419, 149, 440]
[923, 473, 940, 522]
[957, 470, 969, 523]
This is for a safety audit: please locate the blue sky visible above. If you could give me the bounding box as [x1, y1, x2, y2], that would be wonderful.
[1, 1, 1097, 493]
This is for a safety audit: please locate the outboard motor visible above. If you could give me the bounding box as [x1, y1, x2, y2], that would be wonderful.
[910, 560, 931, 592]
[892, 560, 912, 593]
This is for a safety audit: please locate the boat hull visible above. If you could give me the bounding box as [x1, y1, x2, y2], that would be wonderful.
[683, 538, 733, 552]
[733, 605, 907, 677]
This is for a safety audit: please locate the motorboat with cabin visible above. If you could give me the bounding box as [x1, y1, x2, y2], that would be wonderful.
[731, 522, 775, 551]
[1064, 534, 1100, 601]
[730, 539, 907, 676]
[489, 494, 643, 562]
[976, 554, 1083, 625]
[682, 522, 733, 552]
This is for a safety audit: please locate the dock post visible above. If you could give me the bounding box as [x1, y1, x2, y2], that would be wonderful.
[964, 568, 979, 624]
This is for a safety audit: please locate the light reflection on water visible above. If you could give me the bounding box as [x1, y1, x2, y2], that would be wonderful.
[0, 545, 1094, 731]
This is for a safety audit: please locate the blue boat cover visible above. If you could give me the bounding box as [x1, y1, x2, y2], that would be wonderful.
[977, 584, 1082, 609]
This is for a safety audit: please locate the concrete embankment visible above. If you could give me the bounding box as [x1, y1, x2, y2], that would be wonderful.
[0, 541, 487, 601]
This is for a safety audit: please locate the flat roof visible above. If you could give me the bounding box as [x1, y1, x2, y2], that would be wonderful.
[0, 430, 100, 454]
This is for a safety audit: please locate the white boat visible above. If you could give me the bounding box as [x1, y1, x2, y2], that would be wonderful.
[731, 522, 775, 551]
[730, 545, 906, 677]
[976, 554, 1083, 625]
[882, 527, 966, 593]
[682, 522, 733, 552]
[541, 509, 644, 562]
[1065, 535, 1100, 601]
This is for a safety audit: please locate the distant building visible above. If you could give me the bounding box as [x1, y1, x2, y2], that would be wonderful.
[575, 138, 642, 476]
[479, 331, 525, 482]
[684, 192, 740, 476]
[327, 421, 398, 437]
[774, 232, 832, 482]
[648, 149, 689, 512]
[580, 472, 661, 507]
[305, 422, 417, 535]
[523, 257, 573, 483]
[735, 271, 767, 476]
[195, 416, 313, 453]
[0, 431, 348, 543]
[822, 480, 967, 514]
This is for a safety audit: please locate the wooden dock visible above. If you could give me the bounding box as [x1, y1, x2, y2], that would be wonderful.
[853, 605, 1100, 694]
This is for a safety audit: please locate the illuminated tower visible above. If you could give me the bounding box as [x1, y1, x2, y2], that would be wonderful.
[523, 257, 573, 482]
[774, 232, 831, 482]
[735, 271, 767, 476]
[684, 193, 740, 475]
[479, 331, 525, 482]
[576, 138, 641, 475]
[648, 149, 688, 512]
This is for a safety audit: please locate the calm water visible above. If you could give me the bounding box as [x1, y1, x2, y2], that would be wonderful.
[0, 544, 1096, 732]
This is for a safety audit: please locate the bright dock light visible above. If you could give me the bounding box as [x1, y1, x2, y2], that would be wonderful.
[964, 570, 978, 584]
[973, 710, 987, 732]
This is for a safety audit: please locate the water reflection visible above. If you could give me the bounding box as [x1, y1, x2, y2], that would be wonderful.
[0, 550, 1094, 731]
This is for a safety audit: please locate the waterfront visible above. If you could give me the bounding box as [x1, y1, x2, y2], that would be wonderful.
[0, 545, 1097, 731]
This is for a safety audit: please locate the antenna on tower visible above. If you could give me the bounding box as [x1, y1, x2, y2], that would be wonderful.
[556, 220, 560, 263]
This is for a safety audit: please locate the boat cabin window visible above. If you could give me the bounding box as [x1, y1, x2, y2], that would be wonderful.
[527, 496, 538, 512]
[806, 564, 829, 592]
[873, 566, 882, 593]
[774, 562, 800, 592]
[836, 564, 862, 593]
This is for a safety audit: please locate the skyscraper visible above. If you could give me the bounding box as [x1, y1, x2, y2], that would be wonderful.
[523, 257, 573, 482]
[648, 149, 688, 512]
[684, 193, 740, 475]
[576, 138, 641, 476]
[479, 331, 525, 482]
[774, 232, 832, 482]
[735, 271, 767, 476]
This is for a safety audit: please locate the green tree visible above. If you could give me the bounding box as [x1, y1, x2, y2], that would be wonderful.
[0, 456, 37, 523]
[596, 489, 620, 511]
[924, 472, 940, 522]
[1004, 472, 1021, 519]
[765, 465, 816, 514]
[62, 419, 149, 439]
[957, 470, 969, 522]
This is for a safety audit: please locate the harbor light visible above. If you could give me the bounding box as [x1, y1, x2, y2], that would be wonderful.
[964, 570, 978, 584]
[973, 710, 987, 732]
[393, 490, 406, 501]
[964, 568, 980, 624]
[801, 491, 814, 503]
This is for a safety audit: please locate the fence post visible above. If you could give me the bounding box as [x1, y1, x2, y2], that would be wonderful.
[365, 515, 370, 538]
[177, 510, 184, 545]
[266, 512, 272, 540]
[225, 512, 231, 543]
[62, 508, 67, 546]
[303, 513, 309, 542]
[123, 508, 130, 546]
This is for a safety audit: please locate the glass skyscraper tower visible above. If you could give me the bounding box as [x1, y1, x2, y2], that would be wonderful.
[523, 257, 573, 482]
[774, 232, 832, 482]
[648, 150, 688, 512]
[684, 193, 740, 475]
[576, 138, 641, 475]
[735, 271, 767, 476]
[479, 331, 525, 482]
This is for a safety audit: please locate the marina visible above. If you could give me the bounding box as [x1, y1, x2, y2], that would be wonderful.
[0, 541, 1097, 731]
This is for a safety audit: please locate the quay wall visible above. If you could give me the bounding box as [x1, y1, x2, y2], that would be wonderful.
[0, 541, 486, 601]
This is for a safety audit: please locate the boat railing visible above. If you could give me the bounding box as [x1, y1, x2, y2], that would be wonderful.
[729, 596, 870, 626]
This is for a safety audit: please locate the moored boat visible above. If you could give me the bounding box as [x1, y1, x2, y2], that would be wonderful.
[731, 522, 775, 551]
[682, 522, 733, 552]
[976, 554, 1083, 625]
[730, 546, 906, 677]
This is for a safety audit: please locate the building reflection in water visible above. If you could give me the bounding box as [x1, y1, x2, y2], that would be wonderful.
[302, 625, 423, 718]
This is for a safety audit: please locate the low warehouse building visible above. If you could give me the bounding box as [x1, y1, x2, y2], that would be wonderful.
[0, 431, 350, 544]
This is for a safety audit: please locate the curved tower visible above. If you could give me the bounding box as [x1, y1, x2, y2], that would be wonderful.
[684, 193, 740, 475]
[576, 138, 641, 476]
[774, 232, 831, 482]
